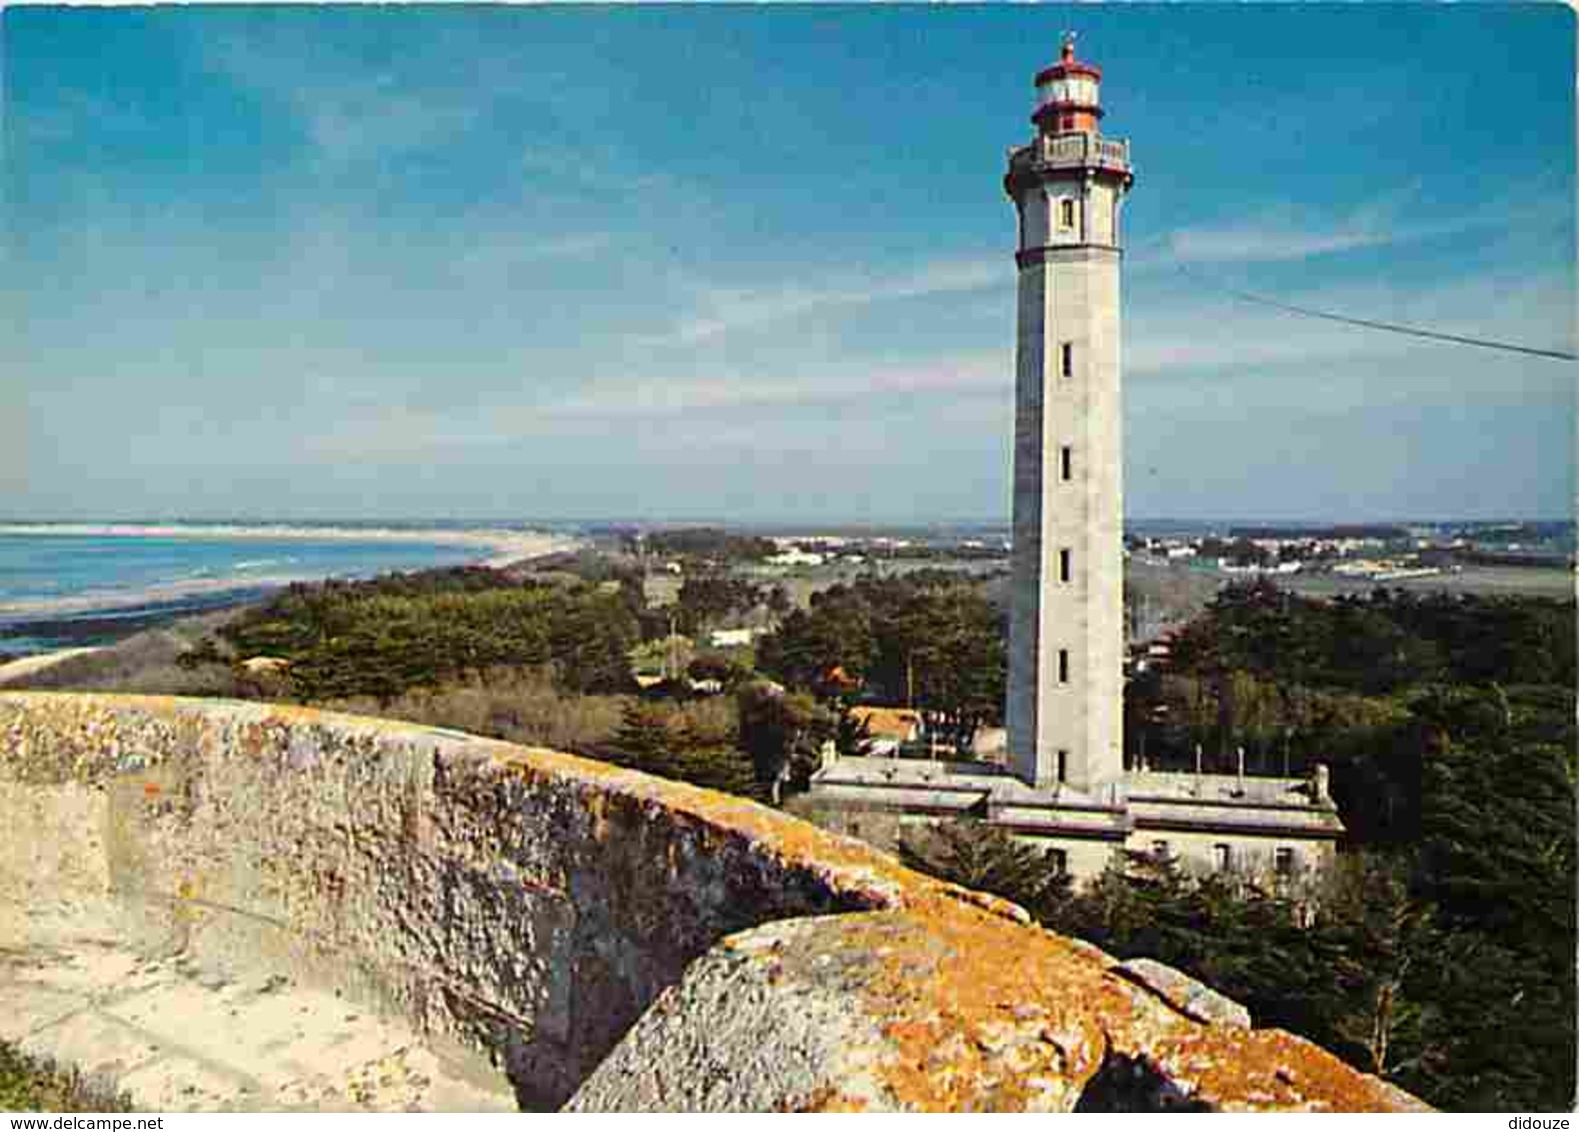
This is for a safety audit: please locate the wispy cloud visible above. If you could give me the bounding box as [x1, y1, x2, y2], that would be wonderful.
[1145, 183, 1568, 269]
[551, 351, 1007, 416]
[656, 257, 1006, 346]
[300, 349, 1011, 460]
[1127, 267, 1574, 395]
[203, 38, 476, 166]
[448, 231, 613, 282]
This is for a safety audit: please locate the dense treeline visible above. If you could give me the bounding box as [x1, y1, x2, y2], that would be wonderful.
[637, 528, 778, 563]
[595, 682, 833, 805]
[1166, 583, 1575, 696]
[212, 565, 835, 804]
[221, 568, 639, 702]
[755, 573, 1006, 754]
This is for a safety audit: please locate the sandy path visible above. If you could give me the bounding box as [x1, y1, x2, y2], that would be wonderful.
[0, 647, 103, 685]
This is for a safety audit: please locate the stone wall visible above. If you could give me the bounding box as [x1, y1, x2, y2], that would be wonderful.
[0, 693, 1428, 1112]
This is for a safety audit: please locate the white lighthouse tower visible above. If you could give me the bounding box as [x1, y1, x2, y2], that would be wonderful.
[1004, 36, 1134, 792]
[806, 42, 1340, 886]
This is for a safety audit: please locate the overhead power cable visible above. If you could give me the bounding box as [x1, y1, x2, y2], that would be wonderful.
[1177, 264, 1576, 362]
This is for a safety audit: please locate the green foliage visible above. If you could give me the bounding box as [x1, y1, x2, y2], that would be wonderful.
[756, 575, 1006, 755]
[687, 652, 751, 690]
[642, 528, 777, 564]
[1168, 581, 1574, 698]
[736, 680, 835, 804]
[900, 821, 1071, 923]
[674, 573, 763, 635]
[220, 570, 639, 703]
[1139, 582, 1577, 1109]
[602, 699, 758, 798]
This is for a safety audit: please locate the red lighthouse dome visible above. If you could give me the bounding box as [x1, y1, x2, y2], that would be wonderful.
[1032, 34, 1104, 136]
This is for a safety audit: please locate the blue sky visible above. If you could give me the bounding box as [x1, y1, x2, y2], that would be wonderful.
[6, 4, 1574, 524]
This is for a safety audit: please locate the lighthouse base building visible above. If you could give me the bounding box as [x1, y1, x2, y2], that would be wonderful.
[800, 40, 1343, 887]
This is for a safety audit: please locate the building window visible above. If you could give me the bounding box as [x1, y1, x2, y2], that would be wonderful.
[1060, 445, 1072, 481]
[1061, 114, 1075, 132]
[1058, 648, 1070, 683]
[1059, 547, 1072, 582]
[1059, 198, 1076, 230]
[1213, 843, 1232, 872]
[1152, 840, 1170, 860]
[1275, 847, 1297, 876]
[1061, 341, 1074, 379]
[1056, 748, 1068, 783]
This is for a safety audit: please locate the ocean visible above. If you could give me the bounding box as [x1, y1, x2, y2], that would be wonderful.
[0, 523, 579, 657]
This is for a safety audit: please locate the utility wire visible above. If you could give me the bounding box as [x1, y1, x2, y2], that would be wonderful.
[1177, 264, 1576, 362]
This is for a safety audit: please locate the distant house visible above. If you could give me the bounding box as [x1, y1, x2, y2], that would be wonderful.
[708, 627, 761, 648]
[765, 549, 825, 568]
[849, 706, 923, 757]
[239, 656, 290, 676]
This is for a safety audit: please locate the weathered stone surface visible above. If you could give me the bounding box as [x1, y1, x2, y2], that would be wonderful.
[0, 693, 1430, 1112]
[568, 905, 1432, 1112]
[2, 924, 515, 1112]
[1115, 957, 1254, 1029]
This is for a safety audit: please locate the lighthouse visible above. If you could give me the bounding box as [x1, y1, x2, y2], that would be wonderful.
[1003, 36, 1134, 792]
[805, 42, 1340, 886]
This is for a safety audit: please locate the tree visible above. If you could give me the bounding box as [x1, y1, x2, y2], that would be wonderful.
[900, 821, 1072, 922]
[604, 700, 757, 798]
[736, 681, 834, 805]
[1320, 854, 1439, 1081]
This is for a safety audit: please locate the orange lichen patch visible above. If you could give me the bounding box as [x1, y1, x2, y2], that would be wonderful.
[143, 782, 161, 797]
[796, 1088, 872, 1113]
[777, 901, 1422, 1113]
[1139, 1026, 1431, 1113]
[822, 908, 1127, 1110]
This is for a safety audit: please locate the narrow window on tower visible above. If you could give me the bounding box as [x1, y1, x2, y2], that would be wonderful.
[1060, 445, 1073, 481]
[1060, 341, 1074, 379]
[1059, 547, 1072, 582]
[1058, 648, 1070, 683]
[1056, 749, 1068, 783]
[1058, 198, 1075, 230]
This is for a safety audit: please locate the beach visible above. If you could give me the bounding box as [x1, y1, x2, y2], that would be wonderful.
[0, 647, 103, 685]
[0, 524, 584, 657]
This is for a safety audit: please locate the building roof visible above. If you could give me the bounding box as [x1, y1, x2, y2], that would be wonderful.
[810, 760, 1345, 842]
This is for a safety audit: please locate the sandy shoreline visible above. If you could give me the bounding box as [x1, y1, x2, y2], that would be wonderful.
[0, 647, 103, 685]
[0, 529, 584, 620]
